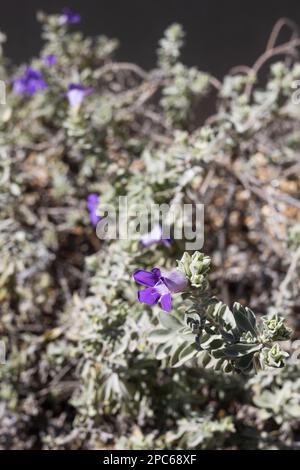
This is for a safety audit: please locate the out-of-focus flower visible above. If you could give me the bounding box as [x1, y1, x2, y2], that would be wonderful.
[43, 54, 57, 66]
[12, 67, 47, 96]
[140, 223, 172, 248]
[133, 267, 187, 312]
[65, 83, 93, 108]
[87, 194, 101, 227]
[59, 8, 81, 25]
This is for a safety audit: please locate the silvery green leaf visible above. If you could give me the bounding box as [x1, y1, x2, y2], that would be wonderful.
[235, 354, 255, 372]
[199, 334, 224, 351]
[196, 350, 214, 368]
[233, 302, 257, 336]
[171, 343, 197, 367]
[213, 302, 237, 333]
[154, 342, 173, 360]
[222, 343, 261, 359]
[148, 328, 176, 343]
[158, 312, 183, 331]
[285, 404, 300, 419]
[169, 341, 190, 367]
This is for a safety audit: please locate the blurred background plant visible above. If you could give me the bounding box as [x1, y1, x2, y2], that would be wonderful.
[0, 10, 299, 449]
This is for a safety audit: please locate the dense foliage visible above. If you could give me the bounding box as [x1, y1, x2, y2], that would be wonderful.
[0, 11, 299, 449]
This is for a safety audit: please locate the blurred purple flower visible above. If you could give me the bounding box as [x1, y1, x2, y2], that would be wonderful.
[140, 223, 172, 248]
[43, 54, 57, 67]
[65, 83, 93, 108]
[87, 194, 101, 227]
[12, 68, 47, 96]
[59, 8, 81, 25]
[133, 268, 187, 312]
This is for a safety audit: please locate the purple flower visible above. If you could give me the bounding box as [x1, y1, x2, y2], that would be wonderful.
[65, 83, 93, 108]
[59, 8, 81, 25]
[133, 268, 187, 312]
[140, 223, 172, 248]
[12, 67, 47, 96]
[87, 194, 101, 227]
[43, 54, 57, 67]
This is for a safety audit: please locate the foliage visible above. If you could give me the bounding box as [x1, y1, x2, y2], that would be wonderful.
[149, 251, 291, 374]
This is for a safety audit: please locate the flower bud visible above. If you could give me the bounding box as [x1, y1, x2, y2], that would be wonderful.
[261, 343, 289, 368]
[262, 313, 291, 341]
[177, 251, 211, 287]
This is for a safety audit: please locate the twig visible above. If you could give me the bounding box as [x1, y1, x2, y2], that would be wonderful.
[208, 75, 222, 91]
[276, 245, 300, 310]
[266, 18, 299, 52]
[246, 37, 300, 98]
[96, 62, 149, 80]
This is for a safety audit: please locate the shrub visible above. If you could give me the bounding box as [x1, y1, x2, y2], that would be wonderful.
[0, 11, 299, 449]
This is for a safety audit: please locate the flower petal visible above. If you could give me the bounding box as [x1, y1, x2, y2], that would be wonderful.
[162, 238, 172, 247]
[151, 267, 161, 278]
[162, 270, 187, 293]
[133, 269, 160, 287]
[12, 68, 47, 96]
[67, 89, 85, 108]
[138, 287, 160, 305]
[140, 224, 162, 247]
[87, 194, 101, 227]
[140, 224, 172, 248]
[160, 293, 172, 312]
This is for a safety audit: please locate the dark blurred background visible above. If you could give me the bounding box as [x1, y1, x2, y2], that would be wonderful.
[1, 0, 300, 77]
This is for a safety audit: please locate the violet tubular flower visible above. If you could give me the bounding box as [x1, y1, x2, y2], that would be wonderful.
[66, 83, 93, 108]
[12, 68, 47, 96]
[133, 268, 187, 312]
[43, 54, 57, 67]
[140, 224, 172, 248]
[87, 194, 101, 227]
[59, 8, 81, 25]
